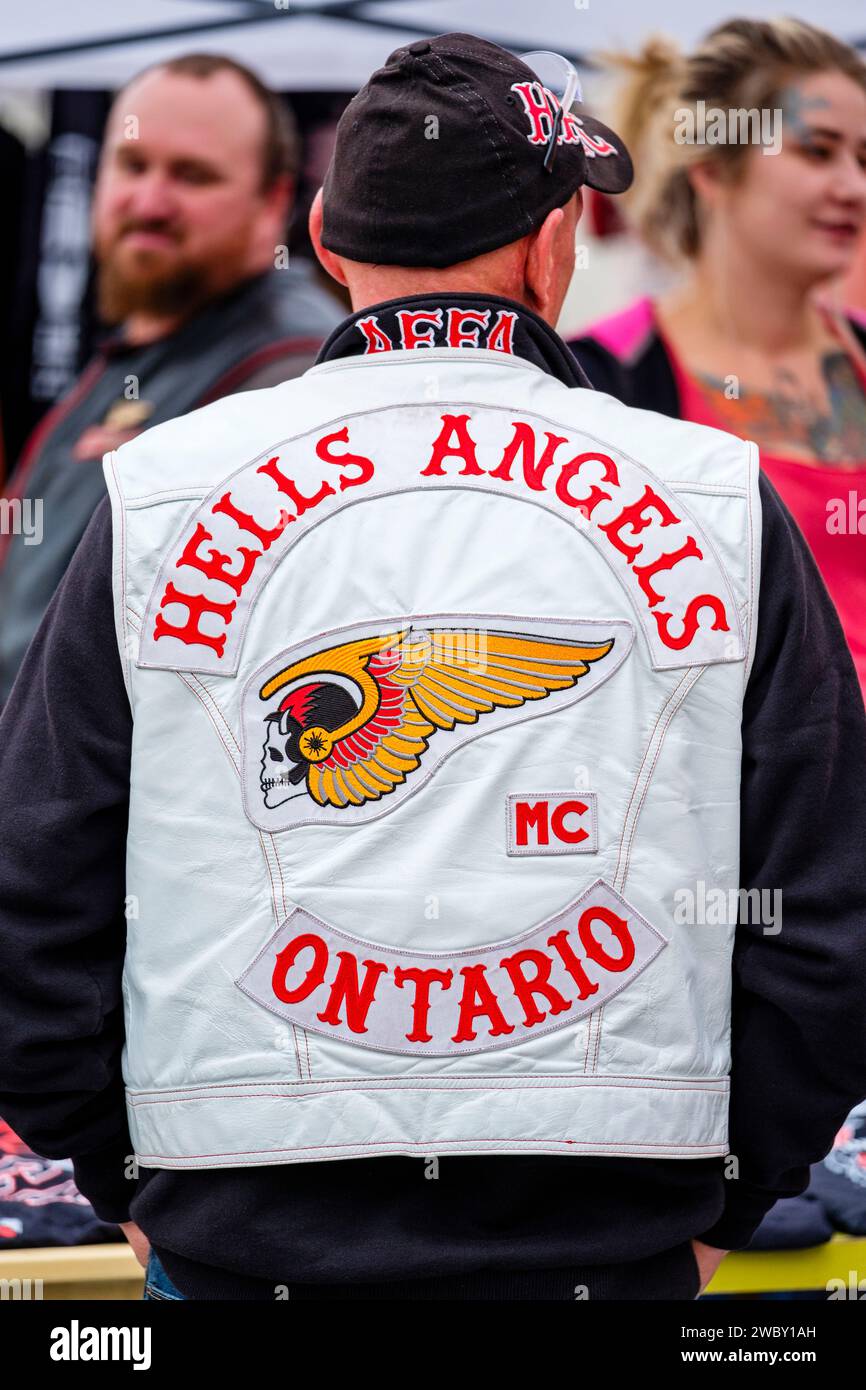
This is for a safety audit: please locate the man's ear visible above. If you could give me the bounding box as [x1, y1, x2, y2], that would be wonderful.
[309, 188, 349, 287]
[523, 190, 581, 325]
[524, 207, 562, 316]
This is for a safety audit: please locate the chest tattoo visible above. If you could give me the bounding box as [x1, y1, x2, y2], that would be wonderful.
[694, 351, 866, 463]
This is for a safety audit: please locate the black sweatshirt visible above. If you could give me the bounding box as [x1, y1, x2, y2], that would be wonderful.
[2, 303, 866, 1299]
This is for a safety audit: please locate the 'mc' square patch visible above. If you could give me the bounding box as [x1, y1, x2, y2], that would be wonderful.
[507, 792, 599, 855]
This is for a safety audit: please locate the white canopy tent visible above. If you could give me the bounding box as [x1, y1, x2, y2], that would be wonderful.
[0, 0, 863, 92]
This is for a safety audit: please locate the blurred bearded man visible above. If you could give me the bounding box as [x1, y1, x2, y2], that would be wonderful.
[0, 53, 341, 709]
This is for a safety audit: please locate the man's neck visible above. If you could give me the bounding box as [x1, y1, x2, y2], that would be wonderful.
[346, 274, 551, 328]
[316, 288, 594, 390]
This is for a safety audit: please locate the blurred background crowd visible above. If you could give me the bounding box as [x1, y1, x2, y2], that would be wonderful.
[1, 0, 865, 1287]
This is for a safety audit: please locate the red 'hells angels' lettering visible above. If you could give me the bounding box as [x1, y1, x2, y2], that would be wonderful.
[139, 407, 744, 676]
[235, 880, 667, 1055]
[511, 81, 622, 161]
[355, 307, 517, 354]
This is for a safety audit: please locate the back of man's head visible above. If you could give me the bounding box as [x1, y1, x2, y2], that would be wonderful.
[310, 33, 632, 326]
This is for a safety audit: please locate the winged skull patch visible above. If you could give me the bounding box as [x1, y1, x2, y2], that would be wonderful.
[241, 615, 634, 831]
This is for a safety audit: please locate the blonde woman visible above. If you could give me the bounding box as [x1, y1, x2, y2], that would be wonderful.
[571, 18, 866, 699]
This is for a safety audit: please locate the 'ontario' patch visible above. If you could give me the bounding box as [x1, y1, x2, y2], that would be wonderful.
[235, 879, 666, 1056]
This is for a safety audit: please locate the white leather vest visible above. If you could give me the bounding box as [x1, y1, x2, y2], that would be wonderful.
[103, 345, 760, 1170]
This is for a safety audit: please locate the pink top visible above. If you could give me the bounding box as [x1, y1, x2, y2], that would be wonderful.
[583, 297, 866, 701]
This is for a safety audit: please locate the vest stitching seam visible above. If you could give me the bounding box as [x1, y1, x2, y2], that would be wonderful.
[743, 442, 760, 693]
[126, 489, 209, 507]
[258, 833, 285, 923]
[260, 835, 312, 1080]
[108, 451, 133, 706]
[190, 675, 241, 761]
[604, 670, 703, 1076]
[587, 667, 703, 1074]
[255, 832, 309, 1082]
[127, 1074, 729, 1093]
[164, 669, 316, 1082]
[605, 669, 703, 1079]
[131, 1137, 727, 1161]
[171, 672, 311, 1081]
[619, 670, 704, 888]
[304, 350, 535, 377]
[667, 481, 747, 495]
[175, 673, 240, 772]
[128, 1081, 726, 1106]
[289, 1024, 304, 1080]
[177, 668, 298, 1080]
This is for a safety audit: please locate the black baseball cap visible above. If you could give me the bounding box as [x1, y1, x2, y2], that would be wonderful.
[320, 32, 633, 269]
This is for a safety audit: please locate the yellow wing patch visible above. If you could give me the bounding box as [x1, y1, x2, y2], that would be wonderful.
[260, 626, 614, 811]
